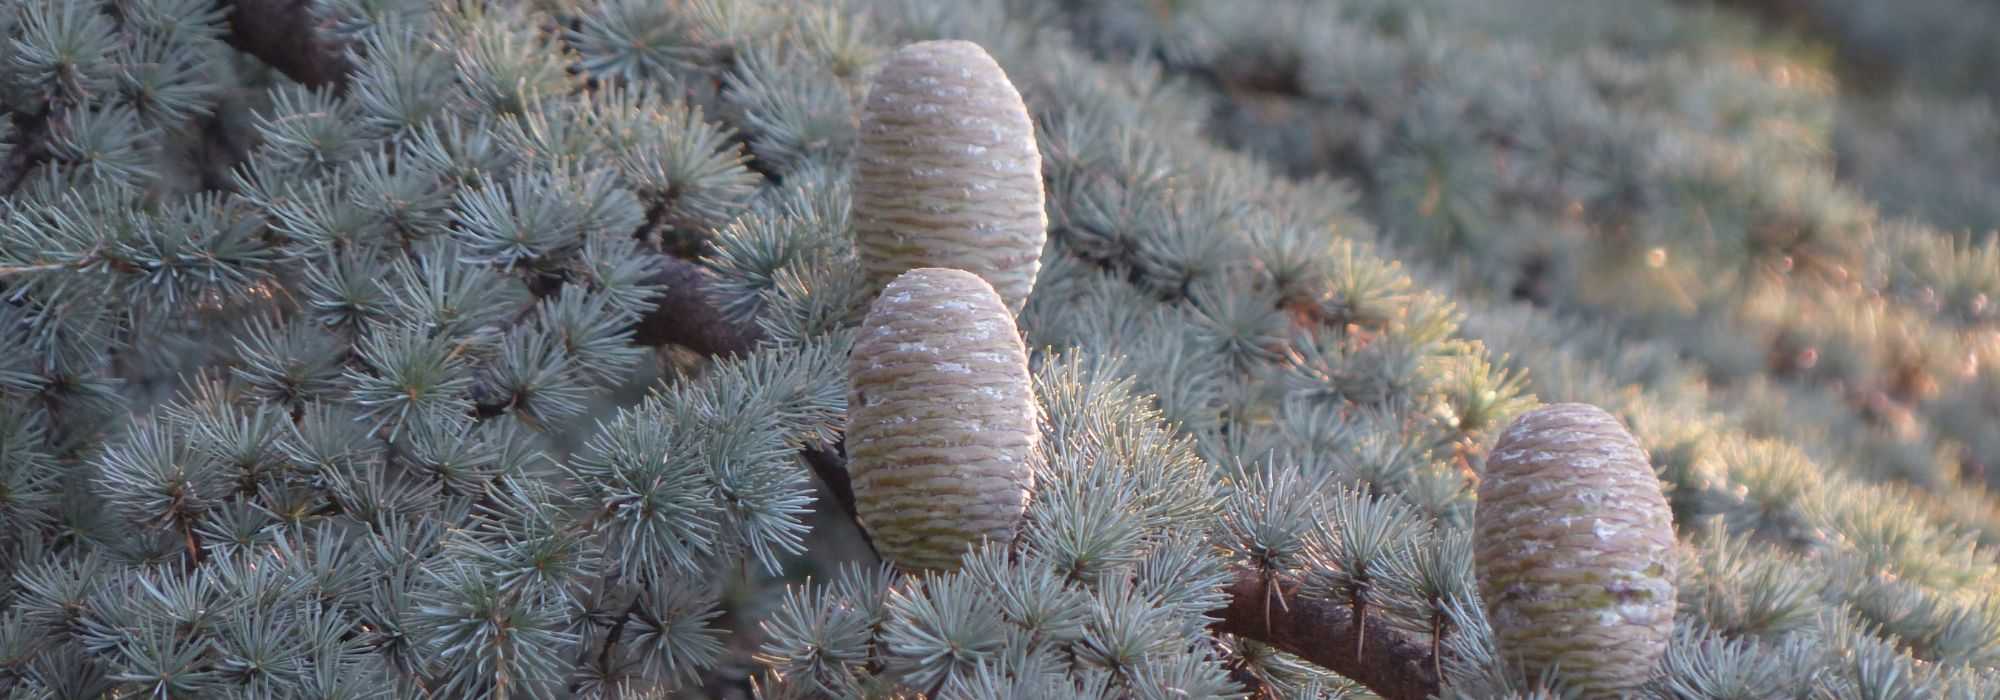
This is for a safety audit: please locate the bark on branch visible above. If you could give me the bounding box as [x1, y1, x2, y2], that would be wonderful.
[1, 107, 54, 197]
[631, 255, 765, 356]
[1213, 570, 1442, 700]
[800, 442, 879, 560]
[218, 0, 354, 91]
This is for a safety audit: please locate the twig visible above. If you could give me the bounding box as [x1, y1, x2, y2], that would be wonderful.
[567, 570, 626, 694]
[799, 444, 856, 523]
[0, 261, 76, 276]
[1352, 589, 1368, 669]
[180, 518, 205, 565]
[0, 243, 100, 277]
[597, 597, 644, 675]
[1431, 609, 1444, 687]
[800, 442, 877, 561]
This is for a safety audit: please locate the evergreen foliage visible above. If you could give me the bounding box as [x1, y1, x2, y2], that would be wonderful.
[0, 0, 1994, 698]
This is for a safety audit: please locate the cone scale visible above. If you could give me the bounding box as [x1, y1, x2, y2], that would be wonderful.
[852, 40, 1047, 315]
[845, 267, 1039, 572]
[1474, 403, 1678, 696]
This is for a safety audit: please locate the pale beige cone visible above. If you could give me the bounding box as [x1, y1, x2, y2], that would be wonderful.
[852, 40, 1046, 315]
[845, 268, 1038, 571]
[1474, 403, 1677, 697]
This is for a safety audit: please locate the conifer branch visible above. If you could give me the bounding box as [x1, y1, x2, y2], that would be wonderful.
[800, 442, 877, 559]
[0, 107, 54, 196]
[631, 258, 875, 561]
[631, 255, 766, 356]
[1214, 569, 1441, 700]
[637, 256, 1441, 697]
[0, 242, 104, 277]
[792, 442, 1444, 697]
[597, 597, 644, 676]
[799, 444, 854, 514]
[217, 0, 353, 91]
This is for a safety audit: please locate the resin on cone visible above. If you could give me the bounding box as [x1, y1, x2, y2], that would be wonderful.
[852, 40, 1046, 315]
[1474, 403, 1677, 696]
[845, 268, 1039, 571]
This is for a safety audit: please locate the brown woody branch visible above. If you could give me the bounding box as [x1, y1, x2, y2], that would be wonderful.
[1, 107, 55, 197]
[798, 442, 876, 554]
[630, 255, 766, 356]
[1214, 570, 1441, 700]
[217, 0, 354, 91]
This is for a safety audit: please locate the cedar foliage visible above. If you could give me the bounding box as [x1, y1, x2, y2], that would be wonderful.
[0, 0, 1995, 698]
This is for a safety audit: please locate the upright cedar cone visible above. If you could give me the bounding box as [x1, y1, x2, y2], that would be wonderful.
[1474, 403, 1677, 696]
[845, 267, 1038, 571]
[853, 40, 1047, 315]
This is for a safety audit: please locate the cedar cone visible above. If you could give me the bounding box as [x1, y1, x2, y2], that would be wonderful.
[852, 40, 1047, 315]
[1474, 403, 1677, 696]
[845, 268, 1039, 571]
